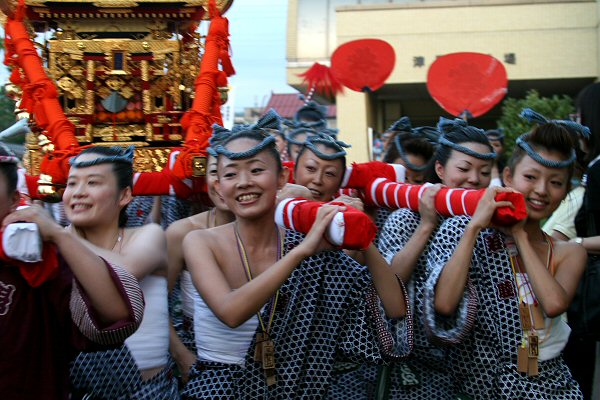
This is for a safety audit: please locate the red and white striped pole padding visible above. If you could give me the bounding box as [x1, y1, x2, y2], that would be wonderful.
[275, 197, 377, 250]
[365, 178, 527, 226]
[337, 188, 360, 198]
[341, 161, 405, 189]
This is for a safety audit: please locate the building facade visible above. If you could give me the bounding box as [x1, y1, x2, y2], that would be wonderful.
[286, 0, 598, 162]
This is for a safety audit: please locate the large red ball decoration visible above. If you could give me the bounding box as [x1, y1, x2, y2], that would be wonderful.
[427, 52, 508, 118]
[331, 39, 395, 93]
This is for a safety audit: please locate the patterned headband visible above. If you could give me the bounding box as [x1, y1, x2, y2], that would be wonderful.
[387, 116, 412, 133]
[437, 117, 496, 160]
[212, 134, 277, 160]
[517, 108, 585, 168]
[485, 128, 505, 141]
[516, 134, 576, 168]
[520, 108, 590, 140]
[69, 145, 134, 167]
[209, 109, 282, 155]
[303, 133, 350, 160]
[319, 127, 339, 139]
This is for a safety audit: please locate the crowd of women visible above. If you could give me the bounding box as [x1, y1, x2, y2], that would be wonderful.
[1, 82, 600, 400]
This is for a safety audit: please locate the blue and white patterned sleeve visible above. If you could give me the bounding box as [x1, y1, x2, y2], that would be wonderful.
[335, 253, 413, 364]
[422, 215, 478, 346]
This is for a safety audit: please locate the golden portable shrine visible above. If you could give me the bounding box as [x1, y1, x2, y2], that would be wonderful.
[1, 0, 234, 200]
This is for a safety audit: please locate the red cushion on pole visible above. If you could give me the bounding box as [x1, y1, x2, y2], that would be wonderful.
[427, 52, 508, 118]
[331, 39, 395, 93]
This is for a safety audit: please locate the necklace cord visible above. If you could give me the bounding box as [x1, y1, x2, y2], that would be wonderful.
[234, 223, 284, 334]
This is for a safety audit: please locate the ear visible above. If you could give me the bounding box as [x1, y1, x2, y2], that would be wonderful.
[502, 166, 513, 186]
[434, 160, 444, 182]
[278, 166, 290, 190]
[118, 186, 133, 209]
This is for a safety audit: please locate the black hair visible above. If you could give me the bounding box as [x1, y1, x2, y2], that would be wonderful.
[507, 123, 577, 181]
[485, 129, 505, 144]
[383, 133, 435, 167]
[295, 101, 327, 123]
[576, 82, 600, 164]
[0, 144, 18, 195]
[427, 122, 493, 183]
[75, 146, 133, 227]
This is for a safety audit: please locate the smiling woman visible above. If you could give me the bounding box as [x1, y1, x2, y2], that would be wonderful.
[293, 133, 347, 202]
[423, 110, 589, 399]
[181, 127, 410, 399]
[64, 146, 179, 400]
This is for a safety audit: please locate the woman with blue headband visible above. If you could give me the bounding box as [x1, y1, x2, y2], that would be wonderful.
[326, 117, 495, 400]
[293, 133, 350, 203]
[180, 127, 409, 399]
[382, 117, 437, 185]
[424, 111, 587, 399]
[65, 146, 179, 399]
[0, 144, 144, 400]
[166, 151, 235, 386]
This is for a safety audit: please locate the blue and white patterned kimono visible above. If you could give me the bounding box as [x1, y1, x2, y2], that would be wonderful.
[181, 230, 412, 400]
[423, 215, 582, 399]
[326, 208, 458, 400]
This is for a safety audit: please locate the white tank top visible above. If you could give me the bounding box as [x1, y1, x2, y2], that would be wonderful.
[515, 273, 571, 361]
[125, 275, 170, 370]
[180, 270, 197, 318]
[194, 294, 259, 365]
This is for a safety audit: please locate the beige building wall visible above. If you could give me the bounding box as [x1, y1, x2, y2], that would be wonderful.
[287, 0, 599, 163]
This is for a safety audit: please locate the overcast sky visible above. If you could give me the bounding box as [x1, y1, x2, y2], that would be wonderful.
[222, 0, 297, 111]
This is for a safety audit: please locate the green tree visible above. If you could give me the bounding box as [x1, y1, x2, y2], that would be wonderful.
[0, 86, 18, 135]
[497, 89, 575, 157]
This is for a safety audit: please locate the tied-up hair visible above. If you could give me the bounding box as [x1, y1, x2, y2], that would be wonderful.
[485, 128, 505, 143]
[437, 117, 496, 160]
[303, 132, 351, 160]
[319, 127, 339, 140]
[209, 108, 282, 156]
[387, 117, 439, 171]
[69, 145, 134, 168]
[285, 127, 319, 146]
[515, 108, 586, 168]
[387, 116, 412, 133]
[211, 126, 279, 166]
[521, 108, 591, 141]
[282, 100, 328, 131]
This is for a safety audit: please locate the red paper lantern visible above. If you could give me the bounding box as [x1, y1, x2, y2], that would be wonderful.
[427, 52, 508, 118]
[331, 39, 395, 93]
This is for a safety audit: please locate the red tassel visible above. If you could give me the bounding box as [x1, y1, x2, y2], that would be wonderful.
[298, 62, 344, 99]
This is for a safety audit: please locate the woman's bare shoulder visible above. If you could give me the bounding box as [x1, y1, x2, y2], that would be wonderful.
[187, 221, 232, 241]
[167, 212, 209, 239]
[553, 239, 587, 269]
[125, 222, 165, 243]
